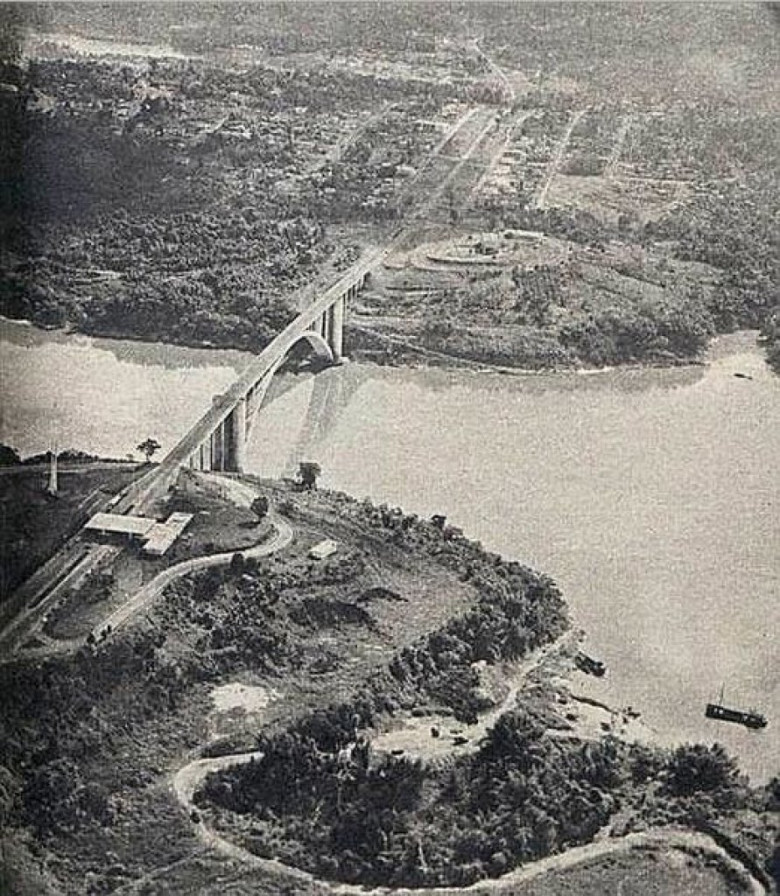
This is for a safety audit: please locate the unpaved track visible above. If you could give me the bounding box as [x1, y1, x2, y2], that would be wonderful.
[93, 474, 292, 638]
[170, 752, 767, 896]
[536, 108, 586, 209]
[166, 626, 769, 895]
[605, 113, 634, 179]
[91, 513, 292, 639]
[472, 109, 535, 197]
[470, 38, 516, 106]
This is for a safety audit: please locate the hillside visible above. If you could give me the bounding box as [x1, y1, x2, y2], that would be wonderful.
[0, 474, 777, 894]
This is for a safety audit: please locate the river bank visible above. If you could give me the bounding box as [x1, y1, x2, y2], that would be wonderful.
[265, 331, 778, 785]
[184, 484, 775, 891]
[1, 317, 777, 782]
[0, 446, 776, 893]
[0, 472, 567, 893]
[4, 302, 775, 379]
[169, 660, 768, 896]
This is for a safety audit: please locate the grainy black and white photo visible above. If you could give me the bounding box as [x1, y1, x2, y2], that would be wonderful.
[0, 2, 778, 894]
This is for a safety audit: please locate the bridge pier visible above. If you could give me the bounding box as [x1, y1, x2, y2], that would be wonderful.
[224, 398, 247, 473]
[211, 423, 225, 471]
[200, 438, 211, 471]
[185, 262, 372, 477]
[330, 295, 345, 361]
[302, 287, 349, 364]
[312, 291, 347, 363]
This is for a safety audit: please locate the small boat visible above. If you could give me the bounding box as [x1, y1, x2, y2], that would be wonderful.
[705, 686, 767, 730]
[575, 651, 606, 677]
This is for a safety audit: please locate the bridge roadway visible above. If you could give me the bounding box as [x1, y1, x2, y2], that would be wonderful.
[120, 247, 386, 513]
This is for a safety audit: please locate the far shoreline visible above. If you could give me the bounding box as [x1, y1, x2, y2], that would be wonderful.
[1, 311, 770, 380]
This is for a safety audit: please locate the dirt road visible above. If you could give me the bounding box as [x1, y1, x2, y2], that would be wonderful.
[91, 514, 293, 639]
[536, 108, 586, 209]
[170, 749, 766, 896]
[166, 622, 768, 895]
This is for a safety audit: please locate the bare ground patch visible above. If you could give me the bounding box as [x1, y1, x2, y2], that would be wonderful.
[545, 174, 692, 226]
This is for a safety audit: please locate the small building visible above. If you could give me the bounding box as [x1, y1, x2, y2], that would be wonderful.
[84, 511, 193, 556]
[84, 513, 157, 541]
[143, 512, 194, 556]
[308, 538, 339, 560]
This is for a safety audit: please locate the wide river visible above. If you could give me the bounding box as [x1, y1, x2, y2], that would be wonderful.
[2, 318, 778, 783]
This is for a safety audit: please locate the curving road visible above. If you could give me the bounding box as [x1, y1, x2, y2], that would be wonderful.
[166, 626, 769, 896]
[172, 749, 767, 896]
[91, 513, 293, 640]
[92, 471, 294, 640]
[7, 475, 293, 660]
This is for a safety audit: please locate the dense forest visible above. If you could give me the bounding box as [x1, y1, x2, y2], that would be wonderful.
[0, 42, 468, 348]
[204, 707, 772, 888]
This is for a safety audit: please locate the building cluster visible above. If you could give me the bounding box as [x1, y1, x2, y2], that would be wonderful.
[84, 511, 193, 556]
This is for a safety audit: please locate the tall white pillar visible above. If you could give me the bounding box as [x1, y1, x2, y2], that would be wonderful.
[226, 398, 247, 473]
[331, 295, 345, 361]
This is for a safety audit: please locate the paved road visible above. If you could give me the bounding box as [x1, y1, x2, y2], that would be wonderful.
[0, 539, 121, 660]
[0, 94, 505, 660]
[3, 474, 293, 661]
[93, 513, 293, 640]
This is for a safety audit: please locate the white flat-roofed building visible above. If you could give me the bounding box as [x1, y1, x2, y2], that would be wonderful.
[143, 512, 193, 556]
[84, 513, 157, 539]
[309, 538, 339, 560]
[85, 511, 193, 556]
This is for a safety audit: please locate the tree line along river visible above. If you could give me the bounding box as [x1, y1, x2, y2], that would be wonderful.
[1, 317, 778, 783]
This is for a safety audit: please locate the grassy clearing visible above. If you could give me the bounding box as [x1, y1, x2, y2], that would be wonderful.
[497, 845, 755, 896]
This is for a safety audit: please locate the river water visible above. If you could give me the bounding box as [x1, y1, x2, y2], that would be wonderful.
[2, 318, 777, 782]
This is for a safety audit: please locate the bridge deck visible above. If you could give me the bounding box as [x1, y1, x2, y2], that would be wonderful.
[126, 247, 386, 508]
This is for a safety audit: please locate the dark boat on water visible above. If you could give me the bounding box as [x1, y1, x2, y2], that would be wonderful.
[705, 687, 767, 730]
[575, 651, 606, 677]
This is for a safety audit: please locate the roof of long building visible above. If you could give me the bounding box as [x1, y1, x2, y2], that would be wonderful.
[84, 512, 157, 537]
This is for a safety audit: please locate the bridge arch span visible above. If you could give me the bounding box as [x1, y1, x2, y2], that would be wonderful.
[243, 329, 334, 440]
[292, 330, 335, 365]
[165, 249, 383, 480]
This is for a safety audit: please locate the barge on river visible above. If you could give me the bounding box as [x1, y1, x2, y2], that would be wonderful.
[705, 686, 767, 729]
[705, 702, 767, 729]
[575, 651, 606, 677]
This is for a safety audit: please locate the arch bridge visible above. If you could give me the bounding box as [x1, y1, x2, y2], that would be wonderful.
[153, 250, 380, 488]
